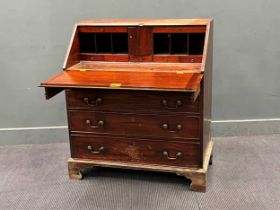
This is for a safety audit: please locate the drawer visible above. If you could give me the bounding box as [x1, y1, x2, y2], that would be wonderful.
[71, 134, 201, 168]
[69, 110, 200, 140]
[66, 89, 199, 114]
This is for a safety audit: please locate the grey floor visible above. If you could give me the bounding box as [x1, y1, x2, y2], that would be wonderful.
[0, 135, 280, 210]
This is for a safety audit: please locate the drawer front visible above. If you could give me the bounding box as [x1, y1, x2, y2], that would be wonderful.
[66, 89, 199, 114]
[71, 135, 200, 168]
[69, 110, 200, 140]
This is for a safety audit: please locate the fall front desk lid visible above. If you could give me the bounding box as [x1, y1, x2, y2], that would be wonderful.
[40, 70, 203, 99]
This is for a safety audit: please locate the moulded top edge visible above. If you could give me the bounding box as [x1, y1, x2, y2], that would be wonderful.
[77, 19, 213, 26]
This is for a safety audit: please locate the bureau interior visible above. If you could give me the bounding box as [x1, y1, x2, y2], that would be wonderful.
[75, 26, 206, 64]
[79, 32, 205, 55]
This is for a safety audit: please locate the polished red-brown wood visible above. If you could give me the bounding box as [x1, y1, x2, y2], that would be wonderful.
[69, 110, 200, 140]
[41, 70, 203, 92]
[62, 19, 210, 65]
[41, 19, 213, 192]
[67, 61, 202, 72]
[80, 54, 129, 62]
[63, 27, 80, 69]
[71, 134, 200, 168]
[152, 26, 206, 33]
[77, 19, 211, 26]
[128, 27, 153, 62]
[202, 21, 213, 161]
[153, 55, 202, 63]
[78, 26, 128, 33]
[66, 89, 200, 114]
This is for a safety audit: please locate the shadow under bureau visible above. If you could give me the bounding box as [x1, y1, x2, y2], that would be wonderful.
[40, 19, 213, 192]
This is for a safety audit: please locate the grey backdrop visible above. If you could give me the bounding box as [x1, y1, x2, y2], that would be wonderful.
[1, 0, 280, 144]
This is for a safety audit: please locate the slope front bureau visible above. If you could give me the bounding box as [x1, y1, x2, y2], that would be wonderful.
[40, 19, 213, 192]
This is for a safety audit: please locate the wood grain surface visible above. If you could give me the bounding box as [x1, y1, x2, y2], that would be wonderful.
[41, 70, 203, 92]
[78, 19, 212, 26]
[68, 61, 202, 72]
[70, 134, 201, 168]
[66, 88, 200, 114]
[69, 110, 200, 140]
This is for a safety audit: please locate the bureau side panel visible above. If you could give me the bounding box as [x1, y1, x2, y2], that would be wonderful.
[202, 21, 213, 161]
[65, 90, 75, 157]
[63, 25, 80, 69]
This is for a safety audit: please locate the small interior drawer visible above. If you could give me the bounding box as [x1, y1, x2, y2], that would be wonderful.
[70, 134, 201, 168]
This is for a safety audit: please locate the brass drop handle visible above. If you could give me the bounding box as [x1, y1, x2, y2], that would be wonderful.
[85, 119, 104, 128]
[87, 145, 105, 154]
[162, 150, 182, 160]
[162, 99, 182, 110]
[162, 123, 182, 132]
[83, 97, 103, 106]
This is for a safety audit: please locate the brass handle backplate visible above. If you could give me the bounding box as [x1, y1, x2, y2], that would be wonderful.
[87, 145, 105, 154]
[162, 99, 182, 110]
[83, 97, 103, 106]
[85, 119, 104, 128]
[162, 150, 182, 160]
[162, 123, 182, 133]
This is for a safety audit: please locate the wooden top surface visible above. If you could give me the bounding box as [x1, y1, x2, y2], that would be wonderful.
[68, 61, 202, 73]
[78, 19, 212, 26]
[41, 70, 203, 92]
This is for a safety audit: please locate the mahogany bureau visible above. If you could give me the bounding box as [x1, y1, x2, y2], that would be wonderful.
[40, 19, 213, 192]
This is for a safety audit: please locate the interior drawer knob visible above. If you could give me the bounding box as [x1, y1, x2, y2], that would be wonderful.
[162, 123, 182, 132]
[162, 99, 182, 109]
[162, 150, 182, 160]
[87, 145, 105, 154]
[83, 97, 103, 106]
[85, 119, 104, 128]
